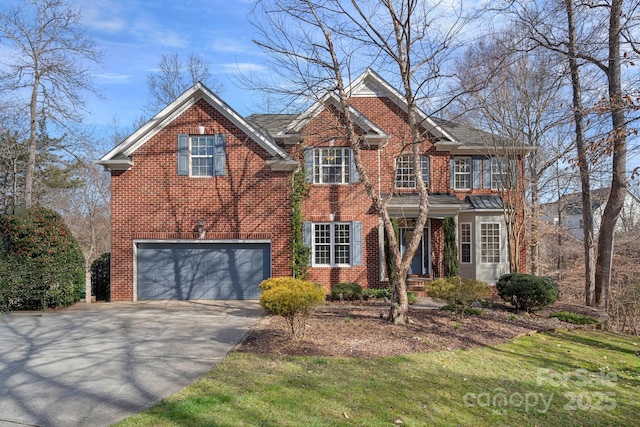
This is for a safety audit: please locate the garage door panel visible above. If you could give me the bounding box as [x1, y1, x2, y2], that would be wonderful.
[136, 242, 270, 300]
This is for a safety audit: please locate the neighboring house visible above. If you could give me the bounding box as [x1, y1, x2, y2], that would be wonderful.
[99, 69, 532, 301]
[542, 187, 640, 240]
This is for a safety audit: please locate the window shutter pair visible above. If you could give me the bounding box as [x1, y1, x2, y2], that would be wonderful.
[177, 134, 226, 176]
[303, 147, 360, 184]
[302, 221, 362, 266]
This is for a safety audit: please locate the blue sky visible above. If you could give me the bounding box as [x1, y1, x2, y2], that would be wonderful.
[74, 0, 268, 143]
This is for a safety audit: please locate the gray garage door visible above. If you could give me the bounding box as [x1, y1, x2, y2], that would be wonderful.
[136, 242, 270, 300]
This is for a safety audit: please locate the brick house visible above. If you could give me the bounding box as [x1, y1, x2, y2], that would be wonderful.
[99, 69, 531, 301]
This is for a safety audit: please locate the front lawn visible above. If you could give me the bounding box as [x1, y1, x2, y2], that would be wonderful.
[116, 329, 640, 426]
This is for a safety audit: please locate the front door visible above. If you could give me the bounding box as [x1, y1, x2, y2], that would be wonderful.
[400, 228, 430, 275]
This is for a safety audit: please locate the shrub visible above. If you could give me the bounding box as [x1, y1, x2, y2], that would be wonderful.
[0, 207, 85, 311]
[407, 292, 417, 305]
[91, 253, 110, 302]
[331, 282, 362, 301]
[496, 273, 559, 313]
[259, 277, 325, 339]
[427, 276, 491, 317]
[551, 311, 599, 325]
[441, 305, 483, 316]
[363, 288, 392, 301]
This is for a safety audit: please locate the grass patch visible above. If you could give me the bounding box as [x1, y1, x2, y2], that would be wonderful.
[116, 330, 640, 427]
[551, 311, 599, 325]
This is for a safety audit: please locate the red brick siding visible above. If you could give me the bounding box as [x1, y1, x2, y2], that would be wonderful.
[109, 99, 293, 301]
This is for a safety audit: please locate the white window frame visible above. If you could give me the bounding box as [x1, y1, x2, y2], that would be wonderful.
[453, 157, 471, 190]
[312, 222, 351, 266]
[460, 222, 472, 264]
[480, 222, 501, 264]
[395, 155, 429, 189]
[190, 136, 215, 177]
[490, 157, 508, 190]
[313, 147, 351, 184]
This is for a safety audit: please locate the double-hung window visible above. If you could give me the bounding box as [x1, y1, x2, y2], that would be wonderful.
[490, 157, 508, 190]
[191, 136, 215, 177]
[480, 223, 500, 263]
[177, 134, 226, 177]
[453, 157, 471, 190]
[313, 147, 351, 184]
[460, 223, 472, 264]
[395, 155, 429, 189]
[304, 221, 362, 267]
[313, 223, 351, 265]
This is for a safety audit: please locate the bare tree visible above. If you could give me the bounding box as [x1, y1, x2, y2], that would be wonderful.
[451, 31, 573, 276]
[510, 0, 639, 308]
[252, 0, 469, 323]
[145, 52, 223, 116]
[0, 0, 102, 208]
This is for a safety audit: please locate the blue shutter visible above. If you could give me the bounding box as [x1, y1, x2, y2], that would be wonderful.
[510, 158, 518, 186]
[214, 134, 226, 176]
[450, 158, 455, 189]
[349, 149, 360, 183]
[304, 147, 313, 183]
[351, 221, 362, 266]
[303, 222, 312, 266]
[177, 134, 189, 176]
[421, 156, 430, 187]
[472, 156, 482, 189]
[483, 157, 492, 189]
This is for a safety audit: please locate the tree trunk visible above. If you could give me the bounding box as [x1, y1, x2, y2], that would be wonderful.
[530, 181, 540, 276]
[24, 76, 40, 209]
[595, 0, 627, 311]
[564, 0, 596, 306]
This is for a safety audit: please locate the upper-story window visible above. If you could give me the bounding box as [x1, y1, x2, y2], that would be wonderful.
[305, 147, 359, 184]
[453, 157, 471, 190]
[177, 134, 226, 177]
[489, 157, 508, 190]
[395, 155, 429, 189]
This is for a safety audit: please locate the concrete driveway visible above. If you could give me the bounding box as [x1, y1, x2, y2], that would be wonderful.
[0, 300, 263, 427]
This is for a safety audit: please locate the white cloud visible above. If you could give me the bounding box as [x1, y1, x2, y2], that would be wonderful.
[94, 72, 131, 83]
[77, 0, 126, 33]
[210, 38, 252, 54]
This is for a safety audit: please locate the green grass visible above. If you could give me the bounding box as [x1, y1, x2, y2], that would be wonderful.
[116, 330, 640, 426]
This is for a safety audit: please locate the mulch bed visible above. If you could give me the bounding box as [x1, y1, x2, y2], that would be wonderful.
[236, 302, 606, 358]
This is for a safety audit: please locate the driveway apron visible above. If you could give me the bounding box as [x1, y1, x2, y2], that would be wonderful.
[0, 300, 262, 427]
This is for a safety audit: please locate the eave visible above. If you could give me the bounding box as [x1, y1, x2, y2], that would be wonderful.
[96, 158, 133, 171]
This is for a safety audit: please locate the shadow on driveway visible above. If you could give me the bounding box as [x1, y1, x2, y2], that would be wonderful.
[0, 300, 263, 427]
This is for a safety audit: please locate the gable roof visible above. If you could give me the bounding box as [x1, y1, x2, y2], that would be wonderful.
[274, 69, 455, 144]
[270, 90, 389, 145]
[98, 82, 295, 171]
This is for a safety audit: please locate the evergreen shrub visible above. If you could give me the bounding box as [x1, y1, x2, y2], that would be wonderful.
[496, 273, 559, 312]
[331, 282, 363, 301]
[91, 252, 110, 301]
[0, 207, 84, 311]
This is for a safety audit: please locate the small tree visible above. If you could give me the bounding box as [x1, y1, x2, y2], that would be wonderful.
[259, 277, 325, 339]
[443, 217, 459, 277]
